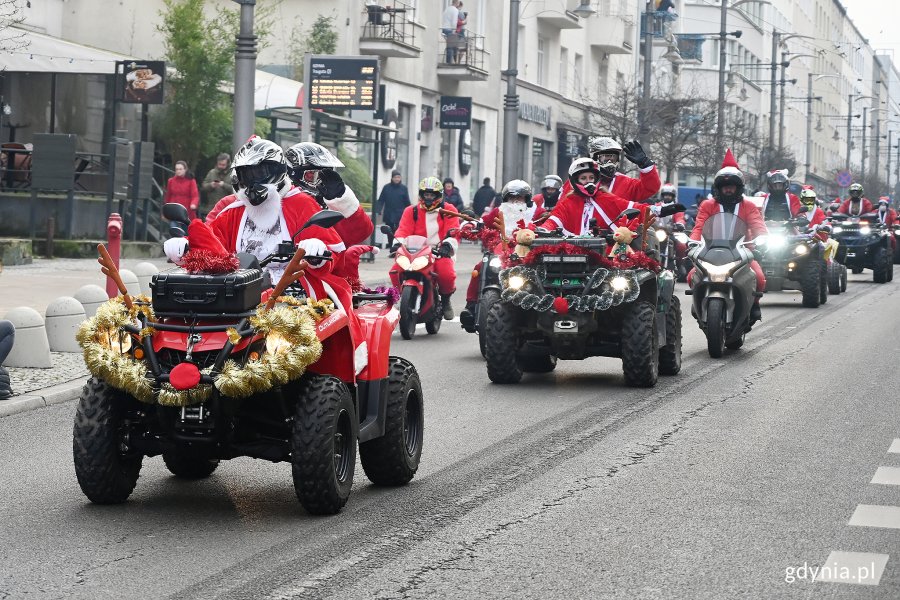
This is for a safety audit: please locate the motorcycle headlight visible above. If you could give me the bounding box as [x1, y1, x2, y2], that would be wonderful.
[489, 257, 502, 269]
[699, 259, 740, 282]
[508, 275, 526, 290]
[410, 256, 430, 271]
[832, 226, 843, 234]
[860, 226, 871, 235]
[768, 235, 787, 249]
[610, 276, 629, 291]
[655, 229, 668, 242]
[794, 244, 808, 255]
[395, 255, 411, 270]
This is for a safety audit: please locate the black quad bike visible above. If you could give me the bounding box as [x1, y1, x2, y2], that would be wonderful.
[756, 217, 827, 308]
[73, 205, 424, 515]
[484, 206, 684, 388]
[685, 211, 761, 358]
[831, 213, 894, 283]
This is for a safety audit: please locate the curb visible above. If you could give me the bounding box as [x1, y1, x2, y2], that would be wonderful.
[0, 378, 85, 418]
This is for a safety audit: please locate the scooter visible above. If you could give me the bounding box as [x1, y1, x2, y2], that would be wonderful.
[382, 225, 444, 340]
[683, 211, 762, 358]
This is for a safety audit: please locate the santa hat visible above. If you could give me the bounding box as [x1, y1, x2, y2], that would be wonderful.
[715, 148, 743, 180]
[179, 219, 240, 274]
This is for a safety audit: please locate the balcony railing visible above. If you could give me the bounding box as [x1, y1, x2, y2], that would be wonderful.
[360, 1, 420, 57]
[675, 34, 705, 62]
[640, 11, 677, 38]
[437, 33, 488, 80]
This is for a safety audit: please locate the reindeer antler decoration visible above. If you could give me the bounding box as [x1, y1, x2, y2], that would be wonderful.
[438, 207, 480, 222]
[97, 244, 133, 310]
[264, 249, 309, 310]
[640, 207, 657, 251]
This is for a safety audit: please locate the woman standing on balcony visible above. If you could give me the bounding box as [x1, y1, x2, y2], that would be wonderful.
[164, 160, 200, 221]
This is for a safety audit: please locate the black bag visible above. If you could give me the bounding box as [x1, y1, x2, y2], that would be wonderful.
[150, 268, 265, 314]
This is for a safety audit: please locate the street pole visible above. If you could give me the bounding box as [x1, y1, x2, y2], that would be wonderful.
[639, 0, 653, 136]
[873, 113, 881, 187]
[768, 29, 778, 149]
[805, 72, 813, 181]
[845, 94, 853, 174]
[778, 51, 787, 153]
[501, 0, 520, 185]
[233, 0, 257, 151]
[861, 106, 868, 183]
[887, 130, 893, 193]
[715, 0, 728, 158]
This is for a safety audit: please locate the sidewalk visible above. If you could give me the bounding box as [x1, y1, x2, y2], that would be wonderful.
[0, 243, 481, 417]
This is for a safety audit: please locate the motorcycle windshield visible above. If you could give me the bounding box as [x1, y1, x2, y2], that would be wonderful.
[404, 235, 429, 253]
[701, 212, 749, 246]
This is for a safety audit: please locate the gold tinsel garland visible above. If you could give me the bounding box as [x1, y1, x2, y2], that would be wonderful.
[76, 295, 333, 407]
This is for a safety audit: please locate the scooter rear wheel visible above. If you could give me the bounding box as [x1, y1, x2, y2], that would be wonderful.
[705, 298, 726, 358]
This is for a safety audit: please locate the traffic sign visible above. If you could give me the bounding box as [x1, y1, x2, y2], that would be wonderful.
[836, 170, 853, 187]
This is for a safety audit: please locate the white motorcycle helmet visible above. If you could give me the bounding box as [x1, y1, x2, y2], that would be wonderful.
[231, 136, 290, 205]
[659, 183, 678, 205]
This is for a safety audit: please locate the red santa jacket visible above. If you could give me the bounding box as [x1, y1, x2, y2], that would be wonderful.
[837, 198, 874, 216]
[559, 165, 661, 203]
[690, 199, 767, 241]
[802, 206, 827, 228]
[548, 191, 635, 235]
[760, 192, 802, 220]
[395, 201, 461, 252]
[876, 207, 897, 227]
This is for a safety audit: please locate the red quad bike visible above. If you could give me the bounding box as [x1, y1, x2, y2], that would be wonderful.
[383, 225, 444, 340]
[73, 205, 424, 515]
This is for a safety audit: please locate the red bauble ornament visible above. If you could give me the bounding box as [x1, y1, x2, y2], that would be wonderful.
[169, 362, 201, 390]
[553, 297, 569, 314]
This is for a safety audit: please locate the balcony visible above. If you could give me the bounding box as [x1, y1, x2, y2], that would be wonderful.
[589, 11, 634, 55]
[437, 33, 488, 81]
[675, 34, 704, 63]
[535, 1, 581, 30]
[640, 11, 677, 40]
[359, 1, 421, 59]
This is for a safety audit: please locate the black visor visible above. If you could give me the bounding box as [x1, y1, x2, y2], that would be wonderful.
[235, 161, 286, 187]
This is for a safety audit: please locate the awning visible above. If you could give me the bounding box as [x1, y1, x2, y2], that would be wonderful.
[1, 27, 133, 74]
[254, 70, 304, 111]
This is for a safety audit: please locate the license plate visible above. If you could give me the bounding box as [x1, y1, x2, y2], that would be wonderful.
[554, 320, 578, 333]
[765, 269, 775, 276]
[847, 252, 856, 257]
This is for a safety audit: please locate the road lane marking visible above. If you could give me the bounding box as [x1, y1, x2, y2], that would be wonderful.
[871, 466, 900, 486]
[889, 439, 900, 454]
[848, 505, 900, 529]
[814, 551, 889, 585]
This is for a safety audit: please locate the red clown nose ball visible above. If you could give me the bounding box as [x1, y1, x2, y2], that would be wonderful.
[169, 362, 201, 390]
[553, 297, 569, 314]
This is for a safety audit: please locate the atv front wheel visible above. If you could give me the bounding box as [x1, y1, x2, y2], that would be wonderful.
[621, 301, 659, 387]
[705, 298, 727, 359]
[399, 287, 418, 340]
[478, 289, 500, 359]
[819, 262, 828, 305]
[800, 259, 821, 307]
[658, 296, 682, 376]
[162, 452, 219, 479]
[873, 247, 891, 283]
[360, 357, 423, 486]
[485, 301, 522, 384]
[291, 374, 357, 515]
[73, 378, 143, 504]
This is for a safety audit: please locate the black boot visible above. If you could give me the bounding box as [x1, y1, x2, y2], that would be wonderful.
[749, 302, 762, 324]
[441, 294, 455, 320]
[459, 301, 477, 331]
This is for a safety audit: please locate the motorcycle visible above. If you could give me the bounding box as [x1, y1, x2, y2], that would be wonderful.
[72, 204, 424, 515]
[382, 225, 444, 340]
[684, 211, 762, 358]
[655, 220, 689, 282]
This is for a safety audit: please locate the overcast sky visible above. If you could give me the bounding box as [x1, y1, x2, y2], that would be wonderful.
[842, 0, 900, 61]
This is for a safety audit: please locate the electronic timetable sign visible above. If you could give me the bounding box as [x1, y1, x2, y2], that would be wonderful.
[308, 57, 379, 110]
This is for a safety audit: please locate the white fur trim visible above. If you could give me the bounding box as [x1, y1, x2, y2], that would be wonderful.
[354, 341, 368, 375]
[639, 164, 655, 174]
[320, 280, 346, 314]
[326, 241, 347, 252]
[445, 237, 459, 251]
[425, 210, 440, 245]
[324, 186, 360, 218]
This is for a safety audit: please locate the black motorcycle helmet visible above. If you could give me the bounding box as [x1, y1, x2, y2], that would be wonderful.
[848, 183, 864, 199]
[765, 169, 789, 195]
[712, 172, 745, 210]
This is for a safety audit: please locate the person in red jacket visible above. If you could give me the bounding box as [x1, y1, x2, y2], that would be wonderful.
[760, 169, 802, 221]
[532, 174, 562, 211]
[547, 157, 636, 235]
[390, 176, 461, 319]
[837, 183, 874, 216]
[690, 149, 767, 324]
[164, 160, 200, 221]
[875, 197, 897, 253]
[558, 137, 661, 202]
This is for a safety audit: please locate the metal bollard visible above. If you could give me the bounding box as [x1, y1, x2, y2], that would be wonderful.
[105, 213, 123, 298]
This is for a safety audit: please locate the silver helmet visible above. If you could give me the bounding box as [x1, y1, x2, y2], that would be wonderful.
[501, 179, 533, 207]
[587, 136, 622, 179]
[231, 136, 290, 200]
[285, 142, 345, 196]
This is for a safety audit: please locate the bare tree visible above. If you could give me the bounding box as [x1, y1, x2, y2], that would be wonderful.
[0, 0, 27, 52]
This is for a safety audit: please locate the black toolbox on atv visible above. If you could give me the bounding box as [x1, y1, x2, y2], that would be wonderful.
[150, 268, 265, 314]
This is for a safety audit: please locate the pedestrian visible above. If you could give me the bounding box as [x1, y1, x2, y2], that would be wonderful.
[0, 319, 14, 399]
[376, 169, 411, 247]
[442, 177, 464, 211]
[455, 2, 468, 63]
[164, 160, 200, 221]
[441, 0, 460, 63]
[201, 153, 232, 217]
[472, 177, 496, 216]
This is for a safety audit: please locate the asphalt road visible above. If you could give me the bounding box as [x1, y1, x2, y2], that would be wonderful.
[2, 258, 900, 599]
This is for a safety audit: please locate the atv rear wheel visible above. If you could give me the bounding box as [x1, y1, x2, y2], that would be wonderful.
[399, 286, 418, 340]
[873, 247, 891, 283]
[291, 374, 357, 515]
[485, 301, 522, 384]
[621, 301, 659, 387]
[359, 357, 424, 486]
[840, 265, 848, 291]
[162, 452, 219, 479]
[73, 377, 143, 504]
[517, 353, 557, 373]
[827, 262, 842, 295]
[705, 298, 727, 359]
[658, 296, 682, 376]
[800, 259, 821, 307]
[478, 289, 500, 359]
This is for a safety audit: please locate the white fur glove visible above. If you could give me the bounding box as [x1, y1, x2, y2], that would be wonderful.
[323, 186, 360, 218]
[297, 238, 328, 268]
[164, 238, 189, 263]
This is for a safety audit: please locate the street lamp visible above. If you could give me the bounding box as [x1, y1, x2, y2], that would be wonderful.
[846, 94, 874, 177]
[768, 32, 815, 149]
[572, 2, 595, 17]
[804, 73, 840, 181]
[233, 0, 257, 151]
[777, 53, 817, 152]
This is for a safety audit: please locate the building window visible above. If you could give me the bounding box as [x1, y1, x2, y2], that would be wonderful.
[559, 47, 568, 93]
[518, 134, 530, 181]
[397, 103, 413, 186]
[531, 138, 553, 192]
[440, 128, 453, 180]
[537, 36, 547, 86]
[574, 53, 583, 96]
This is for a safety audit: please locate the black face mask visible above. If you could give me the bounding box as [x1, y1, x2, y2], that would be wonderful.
[247, 183, 270, 206]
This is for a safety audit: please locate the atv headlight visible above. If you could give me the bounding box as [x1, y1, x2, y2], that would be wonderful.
[655, 229, 668, 242]
[395, 255, 411, 270]
[859, 226, 871, 235]
[699, 259, 740, 282]
[832, 226, 843, 234]
[508, 275, 526, 290]
[410, 256, 430, 271]
[610, 276, 629, 291]
[489, 257, 502, 269]
[794, 244, 808, 255]
[768, 234, 787, 249]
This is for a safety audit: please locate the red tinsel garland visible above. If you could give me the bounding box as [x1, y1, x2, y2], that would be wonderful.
[179, 250, 241, 274]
